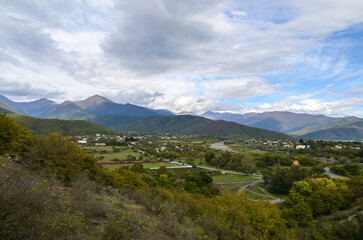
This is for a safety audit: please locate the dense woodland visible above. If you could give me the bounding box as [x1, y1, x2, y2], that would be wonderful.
[1, 113, 362, 239]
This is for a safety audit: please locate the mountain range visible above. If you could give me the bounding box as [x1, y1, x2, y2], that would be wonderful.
[202, 111, 363, 141]
[1, 94, 362, 140]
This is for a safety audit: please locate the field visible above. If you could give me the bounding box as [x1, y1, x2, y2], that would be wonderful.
[246, 191, 274, 200]
[217, 184, 248, 193]
[100, 162, 179, 170]
[146, 167, 208, 178]
[85, 146, 144, 162]
[212, 174, 261, 183]
[255, 182, 287, 199]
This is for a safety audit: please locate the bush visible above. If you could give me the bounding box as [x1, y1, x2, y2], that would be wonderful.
[22, 133, 98, 183]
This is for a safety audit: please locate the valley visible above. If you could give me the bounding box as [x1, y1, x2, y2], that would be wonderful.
[0, 96, 362, 239]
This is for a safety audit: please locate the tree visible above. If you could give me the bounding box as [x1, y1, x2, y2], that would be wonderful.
[283, 201, 313, 226]
[126, 154, 136, 162]
[238, 153, 256, 173]
[0, 113, 32, 156]
[247, 200, 287, 239]
[204, 150, 214, 163]
[130, 163, 144, 173]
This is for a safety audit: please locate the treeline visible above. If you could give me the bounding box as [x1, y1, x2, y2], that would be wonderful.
[330, 164, 362, 177]
[204, 149, 320, 174]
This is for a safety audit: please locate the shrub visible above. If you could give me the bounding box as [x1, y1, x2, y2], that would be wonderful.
[22, 133, 97, 183]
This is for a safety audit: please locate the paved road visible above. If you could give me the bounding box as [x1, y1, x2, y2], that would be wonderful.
[239, 180, 263, 191]
[237, 179, 284, 204]
[324, 166, 343, 178]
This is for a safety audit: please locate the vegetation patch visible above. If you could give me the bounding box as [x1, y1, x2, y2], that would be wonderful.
[212, 174, 261, 183]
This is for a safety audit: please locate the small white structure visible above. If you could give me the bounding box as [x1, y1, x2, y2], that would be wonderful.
[296, 145, 310, 149]
[160, 146, 167, 151]
[95, 143, 106, 146]
[78, 140, 87, 144]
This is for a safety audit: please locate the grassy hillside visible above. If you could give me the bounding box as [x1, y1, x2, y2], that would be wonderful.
[82, 114, 144, 130]
[119, 115, 292, 139]
[299, 121, 363, 140]
[9, 114, 112, 135]
[0, 98, 19, 113]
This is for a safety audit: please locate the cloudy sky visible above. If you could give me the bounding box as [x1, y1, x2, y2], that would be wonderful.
[0, 0, 362, 117]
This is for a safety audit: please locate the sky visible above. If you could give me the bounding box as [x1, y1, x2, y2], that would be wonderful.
[0, 0, 362, 117]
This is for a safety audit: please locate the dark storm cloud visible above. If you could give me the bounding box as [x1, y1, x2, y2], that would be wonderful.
[0, 15, 60, 63]
[102, 0, 221, 75]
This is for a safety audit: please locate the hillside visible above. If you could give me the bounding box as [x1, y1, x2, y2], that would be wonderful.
[0, 107, 14, 114]
[82, 114, 145, 130]
[300, 121, 363, 140]
[119, 115, 292, 139]
[9, 114, 112, 135]
[40, 101, 90, 119]
[0, 96, 19, 113]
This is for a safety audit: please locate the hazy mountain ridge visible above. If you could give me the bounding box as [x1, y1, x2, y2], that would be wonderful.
[0, 95, 166, 119]
[299, 121, 363, 140]
[0, 95, 57, 117]
[118, 115, 292, 139]
[202, 111, 363, 140]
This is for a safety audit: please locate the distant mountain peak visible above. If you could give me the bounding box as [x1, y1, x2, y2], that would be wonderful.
[176, 111, 197, 116]
[74, 95, 113, 109]
[85, 94, 112, 103]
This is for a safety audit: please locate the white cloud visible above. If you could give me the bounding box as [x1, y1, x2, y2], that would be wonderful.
[230, 10, 247, 17]
[253, 85, 363, 117]
[203, 77, 280, 99]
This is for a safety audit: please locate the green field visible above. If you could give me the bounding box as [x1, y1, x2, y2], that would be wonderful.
[86, 146, 143, 162]
[255, 182, 287, 199]
[212, 174, 261, 183]
[247, 184, 268, 195]
[101, 162, 179, 170]
[218, 184, 247, 193]
[245, 190, 274, 200]
[146, 167, 208, 178]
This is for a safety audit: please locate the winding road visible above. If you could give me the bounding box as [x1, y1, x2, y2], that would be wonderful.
[324, 166, 343, 178]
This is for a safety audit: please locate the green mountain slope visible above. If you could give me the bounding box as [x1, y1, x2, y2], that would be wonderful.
[9, 114, 112, 135]
[0, 96, 19, 113]
[40, 101, 90, 119]
[82, 114, 144, 130]
[299, 121, 363, 140]
[0, 107, 14, 114]
[118, 115, 292, 139]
